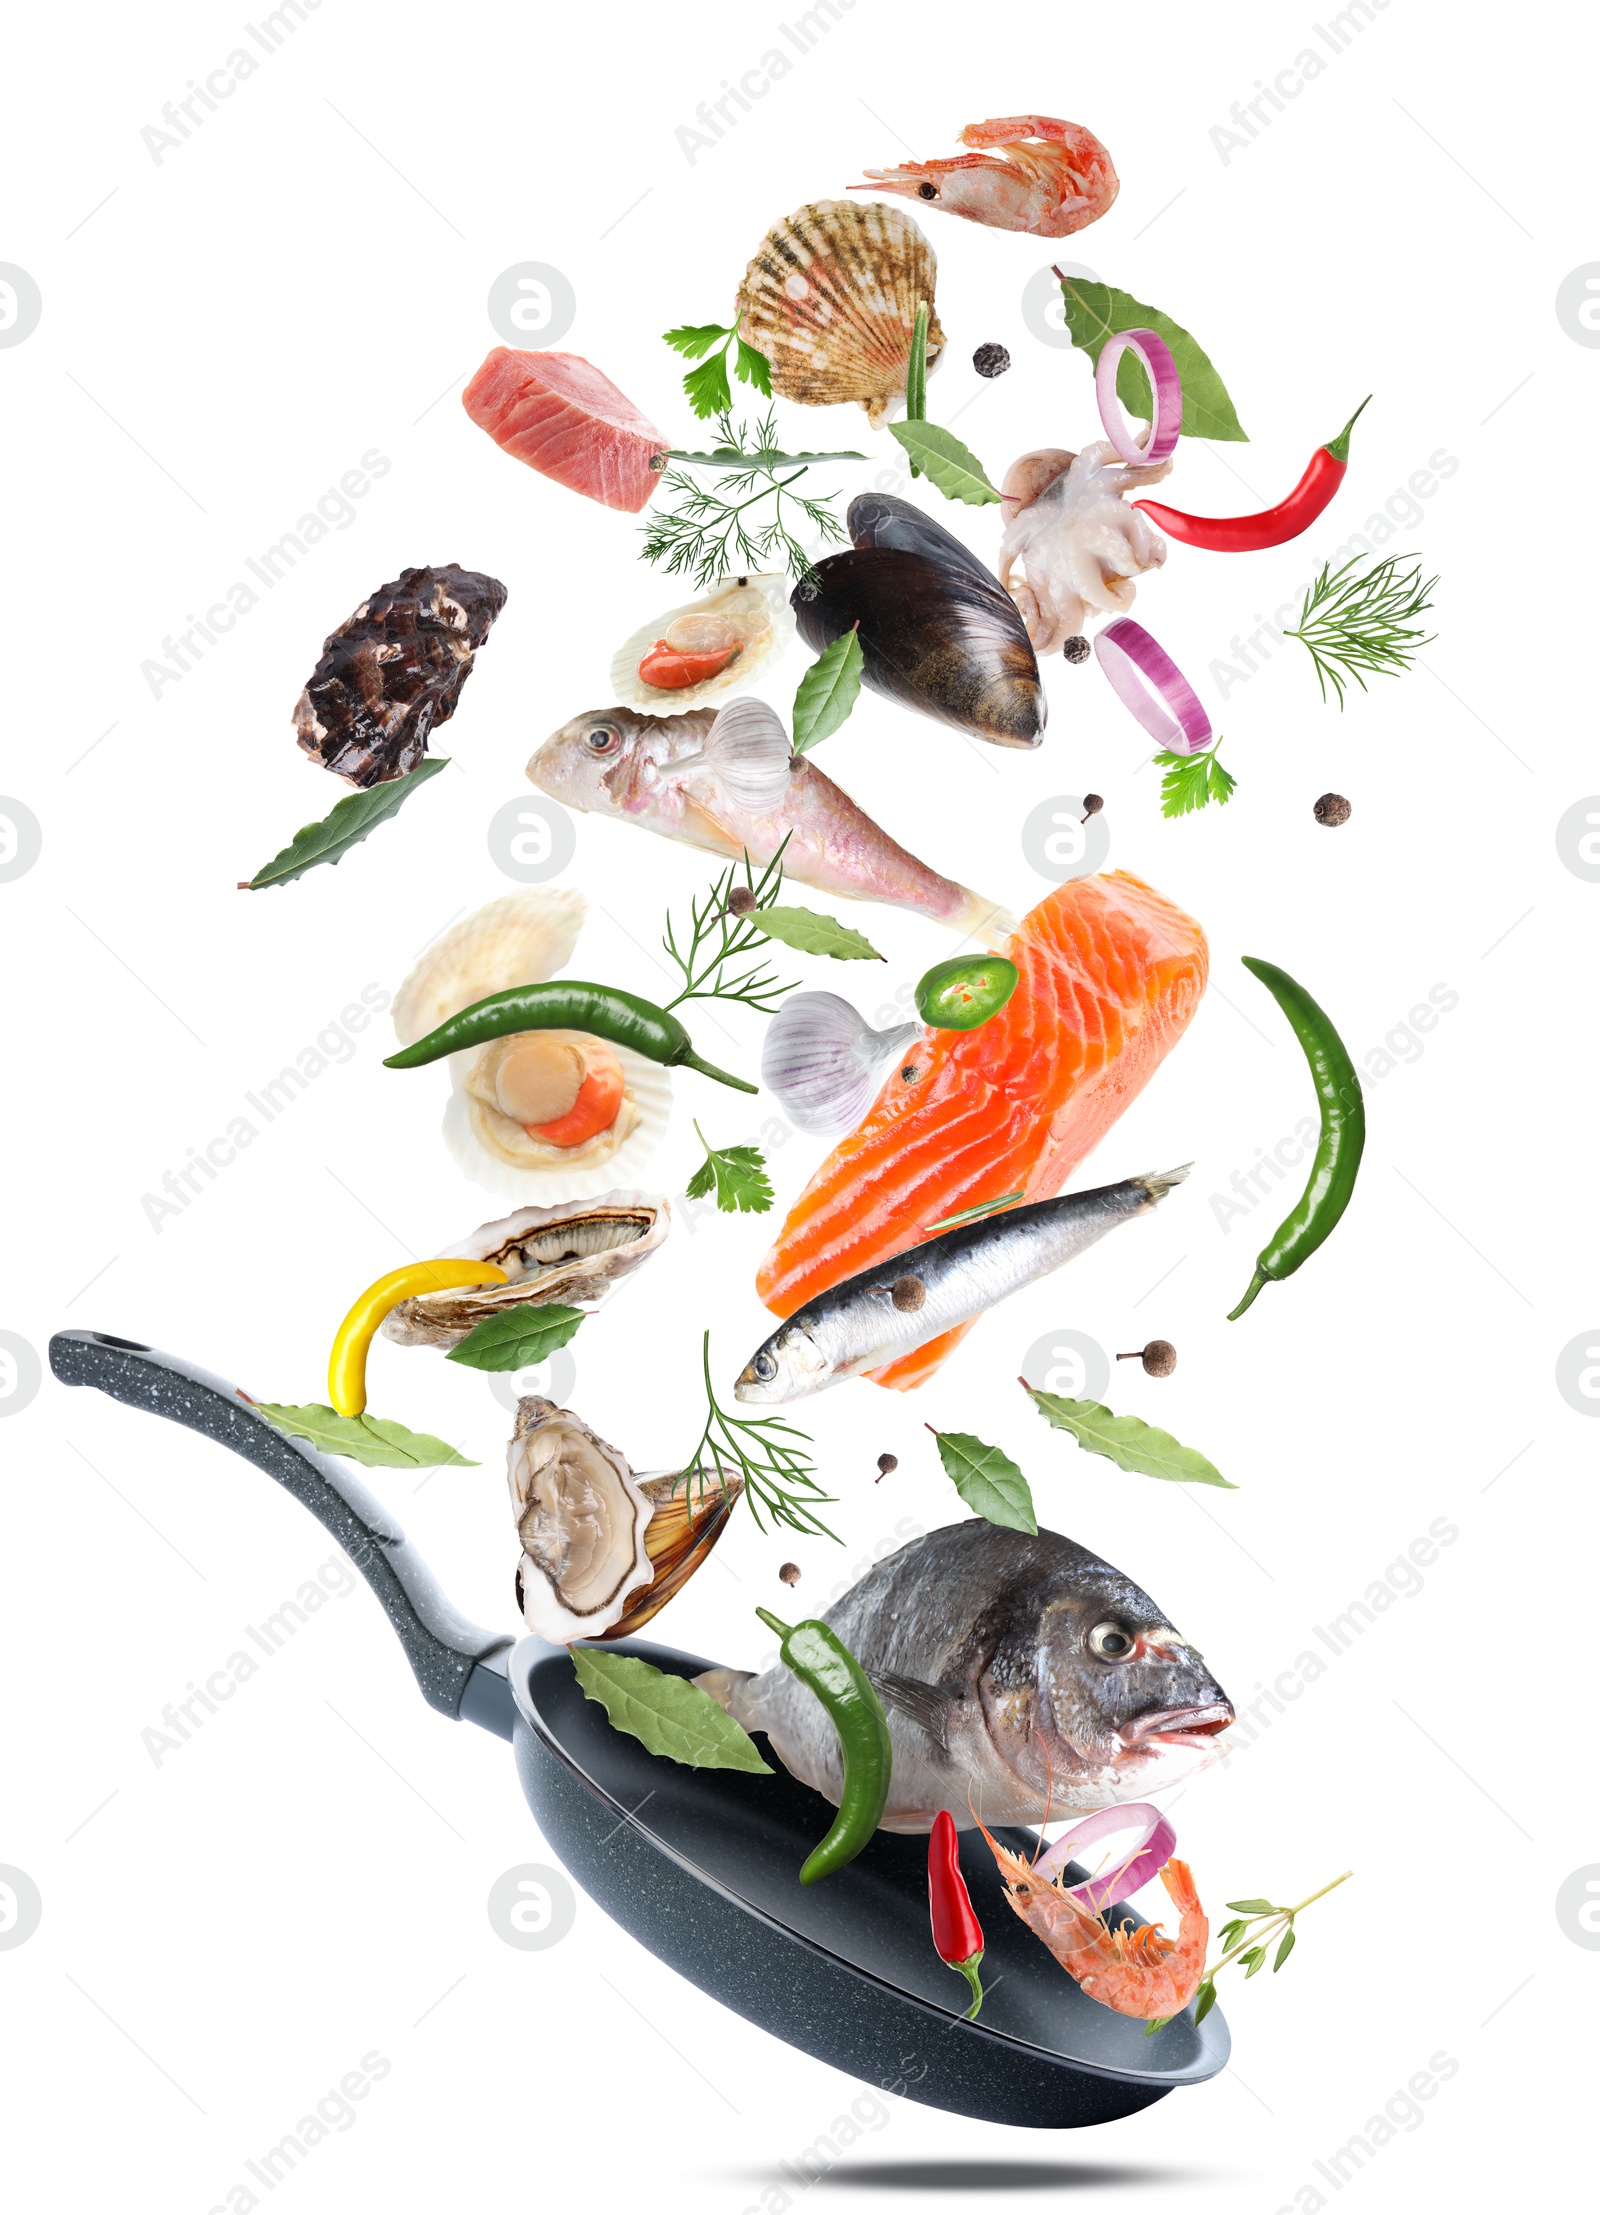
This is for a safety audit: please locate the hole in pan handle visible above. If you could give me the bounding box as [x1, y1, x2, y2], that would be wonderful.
[47, 1329, 516, 1735]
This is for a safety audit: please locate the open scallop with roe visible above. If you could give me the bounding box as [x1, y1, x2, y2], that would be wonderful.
[609, 573, 794, 711]
[392, 887, 671, 1205]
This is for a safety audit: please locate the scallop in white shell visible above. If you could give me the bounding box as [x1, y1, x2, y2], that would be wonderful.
[391, 888, 587, 1048]
[609, 574, 794, 712]
[442, 1039, 672, 1204]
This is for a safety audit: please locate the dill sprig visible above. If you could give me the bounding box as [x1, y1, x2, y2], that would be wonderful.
[1286, 554, 1437, 708]
[641, 408, 848, 590]
[684, 1331, 836, 1540]
[662, 840, 795, 1015]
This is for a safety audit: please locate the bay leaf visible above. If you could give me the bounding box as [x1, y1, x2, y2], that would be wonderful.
[571, 1647, 773, 1772]
[1055, 276, 1248, 443]
[887, 422, 1002, 505]
[1022, 1384, 1235, 1488]
[930, 1429, 1037, 1534]
[750, 906, 883, 961]
[243, 757, 449, 890]
[791, 628, 863, 755]
[445, 1304, 586, 1373]
[255, 1401, 477, 1469]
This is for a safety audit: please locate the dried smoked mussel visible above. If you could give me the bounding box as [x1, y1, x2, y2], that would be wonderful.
[791, 498, 1044, 747]
[294, 563, 507, 786]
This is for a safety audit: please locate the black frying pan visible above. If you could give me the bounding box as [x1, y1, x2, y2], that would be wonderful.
[48, 1328, 1229, 2129]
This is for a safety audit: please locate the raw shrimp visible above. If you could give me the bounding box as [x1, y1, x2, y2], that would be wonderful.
[855, 117, 1119, 240]
[977, 1821, 1209, 2021]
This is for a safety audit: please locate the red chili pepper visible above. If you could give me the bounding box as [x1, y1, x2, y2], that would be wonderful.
[1133, 397, 1370, 554]
[927, 1810, 985, 2020]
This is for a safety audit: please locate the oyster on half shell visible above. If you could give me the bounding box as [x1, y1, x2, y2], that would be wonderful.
[381, 1192, 670, 1348]
[508, 1396, 742, 1644]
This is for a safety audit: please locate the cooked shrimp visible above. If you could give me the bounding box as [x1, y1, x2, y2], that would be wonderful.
[977, 1820, 1209, 2021]
[854, 116, 1119, 240]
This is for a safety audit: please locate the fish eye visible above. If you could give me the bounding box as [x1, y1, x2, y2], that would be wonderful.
[584, 722, 622, 755]
[753, 1350, 778, 1381]
[1087, 1620, 1136, 1662]
[917, 181, 938, 201]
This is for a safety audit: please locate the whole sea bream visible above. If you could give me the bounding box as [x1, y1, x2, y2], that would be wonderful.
[527, 706, 1014, 943]
[735, 1168, 1186, 1402]
[697, 1522, 1233, 1830]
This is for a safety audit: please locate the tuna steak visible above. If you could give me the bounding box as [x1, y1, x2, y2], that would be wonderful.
[462, 348, 669, 513]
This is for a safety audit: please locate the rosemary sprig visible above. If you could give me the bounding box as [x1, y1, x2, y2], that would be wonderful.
[1145, 1869, 1351, 2035]
[662, 840, 796, 1014]
[1286, 554, 1437, 708]
[641, 409, 849, 590]
[684, 1331, 836, 1539]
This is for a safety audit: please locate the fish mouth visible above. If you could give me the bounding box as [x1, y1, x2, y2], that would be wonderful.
[1123, 1703, 1234, 1748]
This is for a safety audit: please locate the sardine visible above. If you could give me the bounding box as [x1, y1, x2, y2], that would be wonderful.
[696, 1521, 1233, 1831]
[735, 1167, 1187, 1403]
[527, 705, 1015, 944]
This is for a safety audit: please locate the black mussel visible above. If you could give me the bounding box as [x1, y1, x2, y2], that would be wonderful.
[792, 548, 1045, 748]
[845, 492, 997, 587]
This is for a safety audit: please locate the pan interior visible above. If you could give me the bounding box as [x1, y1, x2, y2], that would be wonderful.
[512, 1635, 1228, 2086]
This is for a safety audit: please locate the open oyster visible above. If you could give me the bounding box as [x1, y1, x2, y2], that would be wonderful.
[609, 574, 794, 712]
[509, 1396, 742, 1644]
[381, 1193, 669, 1348]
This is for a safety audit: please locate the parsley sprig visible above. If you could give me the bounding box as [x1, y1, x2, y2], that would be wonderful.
[664, 320, 772, 419]
[687, 1123, 774, 1214]
[1155, 737, 1236, 818]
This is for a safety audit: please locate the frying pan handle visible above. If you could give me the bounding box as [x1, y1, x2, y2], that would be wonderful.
[49, 1330, 516, 1734]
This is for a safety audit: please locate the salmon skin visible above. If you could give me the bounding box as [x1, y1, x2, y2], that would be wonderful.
[755, 870, 1208, 1388]
[462, 348, 669, 514]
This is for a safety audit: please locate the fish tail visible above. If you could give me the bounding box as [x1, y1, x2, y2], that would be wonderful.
[1133, 1164, 1192, 1207]
[947, 888, 1020, 951]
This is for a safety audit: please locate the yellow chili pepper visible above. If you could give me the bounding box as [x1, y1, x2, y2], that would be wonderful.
[327, 1261, 509, 1416]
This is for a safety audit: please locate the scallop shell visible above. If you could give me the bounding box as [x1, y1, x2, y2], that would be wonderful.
[381, 1191, 671, 1347]
[442, 1040, 671, 1204]
[736, 201, 945, 427]
[392, 888, 586, 1049]
[609, 573, 795, 712]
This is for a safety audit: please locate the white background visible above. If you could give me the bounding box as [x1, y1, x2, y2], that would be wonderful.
[1, 3, 1593, 2208]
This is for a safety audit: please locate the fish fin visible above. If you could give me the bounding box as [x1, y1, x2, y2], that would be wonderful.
[948, 889, 1021, 950]
[867, 1668, 958, 1748]
[1134, 1164, 1192, 1207]
[680, 697, 793, 814]
[691, 1666, 752, 1716]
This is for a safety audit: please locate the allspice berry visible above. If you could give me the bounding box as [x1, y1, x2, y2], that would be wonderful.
[891, 1275, 926, 1312]
[779, 1562, 801, 1587]
[1081, 793, 1104, 824]
[876, 1452, 898, 1481]
[972, 342, 1010, 378]
[1062, 635, 1092, 665]
[725, 885, 758, 914]
[1313, 793, 1352, 827]
[1117, 1339, 1177, 1377]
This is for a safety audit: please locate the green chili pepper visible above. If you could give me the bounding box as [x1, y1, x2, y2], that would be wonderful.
[382, 980, 757, 1093]
[914, 955, 1020, 1033]
[1227, 955, 1365, 1319]
[756, 1606, 891, 1884]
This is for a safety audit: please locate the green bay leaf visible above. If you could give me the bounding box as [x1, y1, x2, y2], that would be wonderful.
[930, 1429, 1037, 1533]
[1055, 276, 1248, 444]
[571, 1647, 774, 1772]
[750, 905, 883, 961]
[445, 1304, 586, 1374]
[255, 1401, 477, 1468]
[244, 756, 450, 890]
[791, 628, 864, 755]
[1023, 1384, 1235, 1487]
[888, 421, 1002, 504]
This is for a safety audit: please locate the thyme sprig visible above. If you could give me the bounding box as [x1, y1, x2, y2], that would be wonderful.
[1145, 1869, 1351, 2035]
[662, 840, 795, 1015]
[684, 1331, 836, 1539]
[1286, 554, 1437, 708]
[642, 409, 849, 590]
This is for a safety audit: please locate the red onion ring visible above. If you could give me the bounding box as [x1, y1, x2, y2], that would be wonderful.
[1094, 328, 1182, 467]
[1033, 1803, 1177, 1914]
[1093, 618, 1213, 754]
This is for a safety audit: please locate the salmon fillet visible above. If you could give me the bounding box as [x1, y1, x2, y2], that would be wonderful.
[462, 348, 668, 513]
[755, 870, 1207, 1388]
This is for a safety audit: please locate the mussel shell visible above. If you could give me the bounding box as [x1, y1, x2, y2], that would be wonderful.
[792, 548, 1045, 748]
[845, 492, 997, 587]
